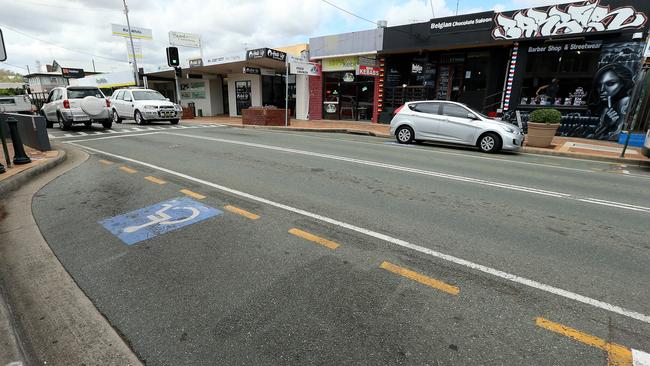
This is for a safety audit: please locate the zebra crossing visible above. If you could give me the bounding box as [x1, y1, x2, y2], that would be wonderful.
[48, 123, 224, 139]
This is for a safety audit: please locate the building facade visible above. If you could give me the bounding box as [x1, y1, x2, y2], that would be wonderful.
[377, 0, 650, 141]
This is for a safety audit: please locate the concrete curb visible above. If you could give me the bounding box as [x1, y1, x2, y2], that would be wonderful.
[0, 146, 142, 366]
[209, 123, 650, 166]
[0, 149, 67, 197]
[521, 147, 650, 167]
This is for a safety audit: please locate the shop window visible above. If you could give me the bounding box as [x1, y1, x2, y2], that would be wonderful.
[322, 71, 375, 121]
[464, 52, 489, 92]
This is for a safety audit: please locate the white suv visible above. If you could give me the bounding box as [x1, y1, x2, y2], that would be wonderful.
[110, 88, 181, 125]
[41, 86, 112, 130]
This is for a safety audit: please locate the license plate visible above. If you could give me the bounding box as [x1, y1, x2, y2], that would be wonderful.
[75, 116, 90, 121]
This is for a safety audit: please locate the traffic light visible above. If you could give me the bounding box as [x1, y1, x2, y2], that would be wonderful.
[166, 47, 179, 67]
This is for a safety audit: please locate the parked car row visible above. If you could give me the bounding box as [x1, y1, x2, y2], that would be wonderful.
[40, 87, 181, 130]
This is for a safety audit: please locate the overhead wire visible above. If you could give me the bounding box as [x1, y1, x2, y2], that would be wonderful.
[0, 23, 129, 64]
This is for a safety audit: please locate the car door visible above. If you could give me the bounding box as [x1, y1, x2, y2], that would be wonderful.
[42, 90, 56, 120]
[409, 102, 443, 139]
[44, 89, 60, 121]
[438, 103, 482, 144]
[112, 91, 124, 116]
[121, 90, 134, 118]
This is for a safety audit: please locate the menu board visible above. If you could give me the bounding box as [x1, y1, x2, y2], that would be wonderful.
[437, 66, 450, 100]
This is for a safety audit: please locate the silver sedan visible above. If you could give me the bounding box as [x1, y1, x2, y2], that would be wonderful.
[389, 101, 524, 153]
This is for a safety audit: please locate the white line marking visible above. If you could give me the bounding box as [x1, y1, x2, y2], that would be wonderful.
[165, 132, 572, 199]
[66, 132, 160, 143]
[63, 141, 650, 325]
[47, 125, 213, 139]
[106, 129, 120, 134]
[130, 127, 144, 131]
[63, 133, 75, 137]
[166, 132, 650, 212]
[633, 349, 650, 366]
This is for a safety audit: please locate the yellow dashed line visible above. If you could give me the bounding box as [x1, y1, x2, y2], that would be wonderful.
[288, 228, 340, 249]
[99, 159, 113, 165]
[119, 166, 137, 173]
[224, 205, 259, 220]
[144, 176, 166, 185]
[535, 317, 632, 366]
[180, 189, 205, 200]
[380, 261, 459, 295]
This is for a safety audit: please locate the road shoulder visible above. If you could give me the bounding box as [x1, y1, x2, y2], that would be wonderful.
[0, 146, 142, 366]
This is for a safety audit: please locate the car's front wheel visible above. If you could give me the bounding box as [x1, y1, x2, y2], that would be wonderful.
[396, 126, 414, 144]
[478, 133, 502, 153]
[170, 119, 179, 125]
[113, 110, 122, 123]
[134, 110, 145, 125]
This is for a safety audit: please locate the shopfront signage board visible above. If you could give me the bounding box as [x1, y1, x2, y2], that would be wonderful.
[111, 24, 153, 40]
[0, 29, 6, 62]
[61, 67, 85, 79]
[188, 58, 203, 68]
[527, 41, 602, 53]
[169, 31, 201, 48]
[356, 65, 380, 77]
[246, 48, 287, 62]
[243, 66, 261, 74]
[430, 11, 494, 34]
[290, 61, 320, 76]
[322, 56, 358, 72]
[205, 53, 244, 66]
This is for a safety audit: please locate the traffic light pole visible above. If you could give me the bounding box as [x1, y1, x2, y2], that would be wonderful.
[174, 67, 182, 105]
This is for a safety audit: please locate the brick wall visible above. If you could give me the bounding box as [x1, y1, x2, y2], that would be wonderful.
[308, 72, 323, 120]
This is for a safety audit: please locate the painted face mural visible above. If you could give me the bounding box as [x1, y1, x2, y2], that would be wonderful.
[590, 62, 635, 140]
[598, 70, 624, 101]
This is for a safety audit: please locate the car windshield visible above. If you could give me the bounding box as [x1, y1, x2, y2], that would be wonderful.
[67, 88, 104, 99]
[132, 90, 166, 101]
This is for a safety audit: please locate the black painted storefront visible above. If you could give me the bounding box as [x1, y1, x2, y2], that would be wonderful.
[378, 0, 650, 140]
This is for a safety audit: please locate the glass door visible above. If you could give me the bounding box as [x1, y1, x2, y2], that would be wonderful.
[235, 80, 251, 115]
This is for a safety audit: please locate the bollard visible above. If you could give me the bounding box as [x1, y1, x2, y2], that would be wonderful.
[6, 116, 31, 165]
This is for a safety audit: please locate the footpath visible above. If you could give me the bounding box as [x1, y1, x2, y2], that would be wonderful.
[187, 116, 650, 167]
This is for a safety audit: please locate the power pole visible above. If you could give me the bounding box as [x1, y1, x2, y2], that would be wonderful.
[92, 58, 96, 72]
[122, 0, 140, 86]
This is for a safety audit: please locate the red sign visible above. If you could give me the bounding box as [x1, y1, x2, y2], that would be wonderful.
[356, 65, 380, 77]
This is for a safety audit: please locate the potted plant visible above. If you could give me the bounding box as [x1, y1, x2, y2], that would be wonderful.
[526, 108, 562, 148]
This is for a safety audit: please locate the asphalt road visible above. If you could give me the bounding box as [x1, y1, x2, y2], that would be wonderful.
[32, 125, 650, 365]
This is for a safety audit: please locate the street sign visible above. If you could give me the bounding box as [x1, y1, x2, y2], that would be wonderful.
[290, 61, 320, 76]
[111, 24, 153, 40]
[169, 31, 201, 48]
[0, 29, 6, 62]
[99, 197, 222, 245]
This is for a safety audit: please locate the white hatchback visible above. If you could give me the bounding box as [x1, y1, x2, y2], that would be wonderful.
[389, 101, 524, 153]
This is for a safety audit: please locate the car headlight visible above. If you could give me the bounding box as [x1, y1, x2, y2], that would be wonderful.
[144, 105, 157, 110]
[174, 104, 182, 110]
[500, 125, 516, 134]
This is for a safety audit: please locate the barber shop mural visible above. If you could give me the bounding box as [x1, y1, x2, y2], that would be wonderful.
[493, 0, 649, 141]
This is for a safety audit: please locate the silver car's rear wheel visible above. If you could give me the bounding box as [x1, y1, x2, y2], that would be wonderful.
[396, 126, 414, 144]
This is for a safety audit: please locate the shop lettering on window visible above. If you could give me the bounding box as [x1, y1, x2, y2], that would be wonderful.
[492, 0, 647, 40]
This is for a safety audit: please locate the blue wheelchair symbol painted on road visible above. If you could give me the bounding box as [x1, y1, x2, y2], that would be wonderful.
[99, 197, 222, 245]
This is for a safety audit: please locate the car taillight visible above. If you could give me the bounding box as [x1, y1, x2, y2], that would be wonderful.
[106, 98, 111, 108]
[393, 104, 405, 115]
[63, 99, 70, 109]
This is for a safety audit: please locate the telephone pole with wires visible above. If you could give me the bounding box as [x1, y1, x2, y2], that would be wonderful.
[122, 0, 140, 86]
[429, 0, 435, 19]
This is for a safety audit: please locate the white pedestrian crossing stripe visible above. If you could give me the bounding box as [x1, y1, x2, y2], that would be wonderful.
[47, 124, 224, 139]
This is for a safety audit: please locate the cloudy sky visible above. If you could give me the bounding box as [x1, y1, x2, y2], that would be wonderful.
[0, 0, 573, 75]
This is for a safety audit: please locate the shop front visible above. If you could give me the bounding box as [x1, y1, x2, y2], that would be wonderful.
[309, 28, 383, 122]
[322, 56, 379, 121]
[379, 0, 650, 141]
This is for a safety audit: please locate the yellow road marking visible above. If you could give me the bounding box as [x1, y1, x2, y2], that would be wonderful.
[535, 317, 632, 366]
[144, 176, 166, 185]
[119, 166, 137, 173]
[380, 261, 459, 295]
[180, 189, 205, 200]
[99, 159, 113, 165]
[224, 205, 259, 220]
[288, 228, 340, 249]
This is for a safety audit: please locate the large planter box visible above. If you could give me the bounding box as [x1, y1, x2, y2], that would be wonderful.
[242, 108, 289, 126]
[526, 122, 559, 148]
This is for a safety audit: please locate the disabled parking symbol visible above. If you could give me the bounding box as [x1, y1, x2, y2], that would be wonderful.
[99, 197, 222, 245]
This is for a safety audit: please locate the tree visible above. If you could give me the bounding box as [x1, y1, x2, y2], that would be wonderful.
[0, 68, 25, 83]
